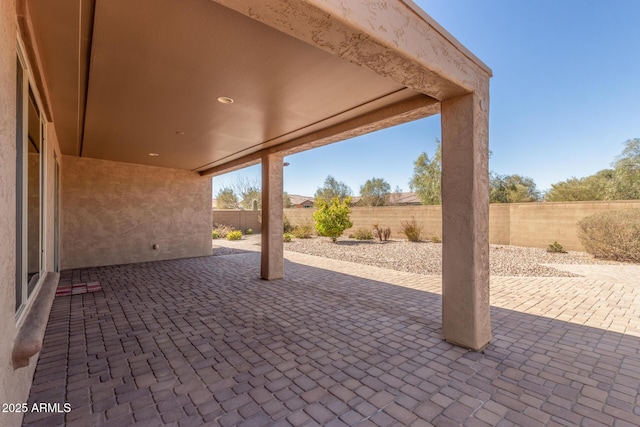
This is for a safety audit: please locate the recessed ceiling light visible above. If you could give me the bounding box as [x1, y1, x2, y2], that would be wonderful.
[217, 96, 234, 104]
[148, 153, 159, 157]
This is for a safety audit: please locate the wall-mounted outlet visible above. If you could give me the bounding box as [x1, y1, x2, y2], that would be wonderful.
[152, 244, 159, 250]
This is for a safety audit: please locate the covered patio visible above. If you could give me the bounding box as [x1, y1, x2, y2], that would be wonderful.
[25, 251, 640, 426]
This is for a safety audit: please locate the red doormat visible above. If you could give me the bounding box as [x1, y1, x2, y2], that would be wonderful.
[55, 282, 102, 297]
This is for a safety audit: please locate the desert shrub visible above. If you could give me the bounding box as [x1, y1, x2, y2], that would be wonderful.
[353, 228, 373, 240]
[431, 235, 442, 243]
[213, 223, 233, 239]
[244, 228, 253, 235]
[401, 219, 422, 242]
[226, 230, 243, 241]
[283, 215, 294, 233]
[292, 224, 313, 239]
[547, 241, 567, 253]
[373, 224, 391, 242]
[283, 233, 292, 242]
[212, 230, 219, 239]
[313, 197, 353, 242]
[577, 209, 640, 262]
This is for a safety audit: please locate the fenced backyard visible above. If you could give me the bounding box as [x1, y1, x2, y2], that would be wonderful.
[212, 200, 640, 251]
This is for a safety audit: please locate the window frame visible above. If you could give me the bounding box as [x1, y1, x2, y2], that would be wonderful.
[15, 38, 47, 319]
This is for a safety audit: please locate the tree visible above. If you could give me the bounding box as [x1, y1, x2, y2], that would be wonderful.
[490, 174, 541, 203]
[545, 138, 640, 202]
[544, 170, 614, 202]
[409, 138, 442, 205]
[229, 176, 261, 210]
[359, 177, 391, 206]
[314, 175, 353, 203]
[313, 197, 353, 242]
[283, 192, 293, 209]
[611, 138, 640, 200]
[215, 188, 239, 209]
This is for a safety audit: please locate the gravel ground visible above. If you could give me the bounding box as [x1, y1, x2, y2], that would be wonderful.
[213, 235, 623, 277]
[286, 237, 623, 277]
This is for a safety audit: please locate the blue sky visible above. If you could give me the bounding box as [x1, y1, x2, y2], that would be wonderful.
[214, 0, 640, 197]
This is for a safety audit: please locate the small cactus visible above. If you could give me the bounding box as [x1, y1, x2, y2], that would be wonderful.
[373, 224, 391, 242]
[547, 241, 566, 253]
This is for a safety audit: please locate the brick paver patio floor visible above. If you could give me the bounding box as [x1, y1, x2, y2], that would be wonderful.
[24, 251, 640, 426]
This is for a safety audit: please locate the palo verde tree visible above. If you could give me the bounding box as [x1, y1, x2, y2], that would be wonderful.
[359, 177, 391, 206]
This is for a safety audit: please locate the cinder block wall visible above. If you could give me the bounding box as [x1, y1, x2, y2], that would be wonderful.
[489, 204, 510, 245]
[508, 201, 640, 250]
[214, 201, 640, 250]
[213, 210, 261, 233]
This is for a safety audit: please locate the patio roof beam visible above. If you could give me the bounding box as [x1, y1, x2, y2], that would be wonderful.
[213, 0, 491, 100]
[199, 95, 439, 177]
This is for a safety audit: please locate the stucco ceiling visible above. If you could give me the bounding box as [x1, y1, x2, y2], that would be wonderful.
[26, 0, 435, 172]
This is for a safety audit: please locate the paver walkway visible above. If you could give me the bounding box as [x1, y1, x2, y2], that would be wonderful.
[24, 250, 640, 426]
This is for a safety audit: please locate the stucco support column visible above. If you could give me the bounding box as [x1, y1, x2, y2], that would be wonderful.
[441, 89, 491, 351]
[261, 153, 284, 280]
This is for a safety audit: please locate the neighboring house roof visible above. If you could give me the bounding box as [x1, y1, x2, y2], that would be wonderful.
[214, 195, 315, 209]
[389, 192, 421, 205]
[288, 195, 314, 206]
[351, 192, 421, 206]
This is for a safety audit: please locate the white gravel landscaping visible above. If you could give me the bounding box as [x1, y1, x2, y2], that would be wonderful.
[213, 234, 622, 277]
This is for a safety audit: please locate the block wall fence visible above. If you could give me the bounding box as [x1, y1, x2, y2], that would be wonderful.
[212, 201, 640, 251]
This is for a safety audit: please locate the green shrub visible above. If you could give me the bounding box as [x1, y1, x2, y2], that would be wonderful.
[431, 235, 442, 243]
[212, 230, 219, 239]
[373, 224, 391, 242]
[578, 209, 640, 262]
[547, 241, 567, 253]
[353, 228, 373, 240]
[313, 197, 353, 242]
[292, 224, 313, 239]
[226, 230, 243, 240]
[283, 233, 292, 242]
[401, 219, 422, 242]
[244, 228, 253, 235]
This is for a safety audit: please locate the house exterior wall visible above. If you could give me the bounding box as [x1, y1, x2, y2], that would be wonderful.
[61, 156, 212, 270]
[0, 3, 28, 425]
[0, 2, 65, 422]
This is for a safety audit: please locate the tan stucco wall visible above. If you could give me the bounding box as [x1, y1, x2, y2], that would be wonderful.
[61, 156, 212, 269]
[0, 4, 29, 426]
[0, 4, 65, 424]
[214, 201, 640, 251]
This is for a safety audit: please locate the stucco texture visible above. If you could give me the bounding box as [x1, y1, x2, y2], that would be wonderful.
[61, 156, 212, 269]
[0, 3, 38, 426]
